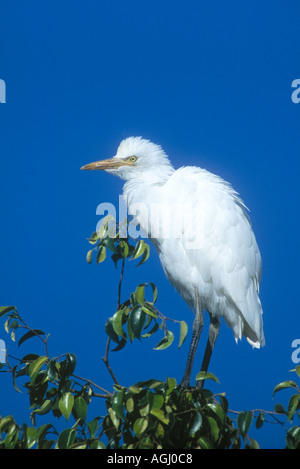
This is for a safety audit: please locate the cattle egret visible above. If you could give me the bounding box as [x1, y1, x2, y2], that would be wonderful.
[81, 137, 265, 387]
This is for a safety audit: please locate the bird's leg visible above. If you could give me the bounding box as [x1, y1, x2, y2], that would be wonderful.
[196, 312, 220, 389]
[180, 289, 204, 388]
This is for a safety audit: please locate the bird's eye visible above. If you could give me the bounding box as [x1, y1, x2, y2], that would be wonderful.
[128, 156, 137, 163]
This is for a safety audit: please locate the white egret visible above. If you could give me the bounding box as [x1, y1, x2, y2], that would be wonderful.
[81, 137, 264, 387]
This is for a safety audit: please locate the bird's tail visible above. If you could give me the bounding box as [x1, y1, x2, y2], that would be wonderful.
[222, 284, 265, 348]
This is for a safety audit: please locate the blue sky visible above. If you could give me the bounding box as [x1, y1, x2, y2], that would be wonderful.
[1, 0, 300, 449]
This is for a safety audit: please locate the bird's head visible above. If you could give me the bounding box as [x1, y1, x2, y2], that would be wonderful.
[81, 137, 174, 183]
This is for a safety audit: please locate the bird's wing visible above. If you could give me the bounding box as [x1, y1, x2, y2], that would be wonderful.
[161, 166, 264, 346]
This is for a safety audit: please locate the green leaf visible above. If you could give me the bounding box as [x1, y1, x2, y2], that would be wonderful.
[23, 425, 37, 449]
[287, 394, 300, 421]
[28, 356, 48, 384]
[103, 236, 117, 253]
[273, 380, 298, 396]
[141, 305, 158, 319]
[36, 423, 56, 448]
[247, 437, 260, 449]
[166, 377, 177, 395]
[0, 306, 16, 317]
[108, 407, 120, 430]
[91, 440, 106, 449]
[57, 428, 76, 449]
[97, 215, 115, 238]
[87, 417, 100, 438]
[130, 292, 138, 307]
[59, 353, 77, 379]
[144, 310, 152, 328]
[66, 353, 77, 375]
[150, 408, 169, 425]
[88, 231, 99, 244]
[96, 246, 106, 264]
[119, 240, 129, 258]
[237, 411, 253, 438]
[141, 321, 159, 338]
[128, 385, 142, 394]
[219, 395, 229, 414]
[145, 379, 164, 389]
[5, 318, 18, 333]
[139, 403, 150, 417]
[86, 249, 93, 264]
[178, 321, 188, 348]
[4, 424, 19, 449]
[111, 335, 127, 351]
[112, 391, 125, 419]
[188, 411, 202, 436]
[255, 412, 265, 429]
[69, 441, 88, 449]
[112, 309, 125, 337]
[148, 282, 158, 304]
[136, 243, 150, 266]
[198, 436, 213, 449]
[135, 284, 145, 304]
[131, 240, 146, 260]
[151, 394, 164, 410]
[274, 403, 286, 414]
[74, 396, 88, 421]
[295, 365, 300, 378]
[155, 423, 165, 440]
[207, 402, 225, 425]
[207, 416, 219, 441]
[12, 365, 22, 393]
[47, 359, 58, 382]
[129, 305, 146, 339]
[195, 371, 220, 384]
[18, 329, 46, 347]
[0, 416, 15, 433]
[133, 417, 148, 437]
[33, 399, 53, 416]
[21, 353, 40, 364]
[153, 330, 174, 350]
[138, 282, 158, 305]
[105, 318, 120, 343]
[59, 392, 74, 421]
[126, 397, 134, 413]
[286, 426, 300, 449]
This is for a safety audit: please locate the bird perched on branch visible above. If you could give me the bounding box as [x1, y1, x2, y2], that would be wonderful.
[81, 137, 264, 388]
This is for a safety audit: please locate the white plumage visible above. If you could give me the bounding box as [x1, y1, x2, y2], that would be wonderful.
[81, 137, 264, 386]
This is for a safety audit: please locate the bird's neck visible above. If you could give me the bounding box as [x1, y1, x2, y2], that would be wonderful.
[123, 166, 174, 205]
[123, 171, 173, 239]
[123, 177, 163, 208]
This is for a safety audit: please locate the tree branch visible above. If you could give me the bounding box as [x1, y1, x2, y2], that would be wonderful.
[101, 337, 119, 385]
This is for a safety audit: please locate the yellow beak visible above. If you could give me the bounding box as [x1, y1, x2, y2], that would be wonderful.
[80, 158, 131, 171]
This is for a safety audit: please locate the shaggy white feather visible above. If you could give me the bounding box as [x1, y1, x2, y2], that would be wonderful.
[101, 137, 265, 348]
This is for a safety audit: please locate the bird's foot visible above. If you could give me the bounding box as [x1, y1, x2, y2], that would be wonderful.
[195, 379, 204, 391]
[179, 377, 190, 389]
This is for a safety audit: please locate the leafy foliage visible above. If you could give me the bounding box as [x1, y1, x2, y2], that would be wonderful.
[87, 216, 188, 353]
[0, 218, 299, 449]
[104, 378, 242, 449]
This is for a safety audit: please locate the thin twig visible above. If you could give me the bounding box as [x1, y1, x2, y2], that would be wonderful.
[72, 373, 113, 397]
[227, 407, 288, 429]
[151, 305, 180, 324]
[16, 313, 50, 358]
[101, 256, 126, 386]
[101, 337, 119, 385]
[118, 257, 125, 309]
